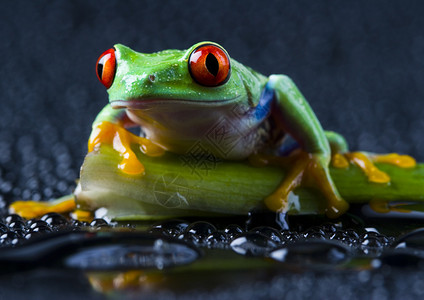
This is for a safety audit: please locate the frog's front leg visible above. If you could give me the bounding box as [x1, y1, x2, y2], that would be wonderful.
[263, 75, 349, 218]
[89, 104, 165, 175]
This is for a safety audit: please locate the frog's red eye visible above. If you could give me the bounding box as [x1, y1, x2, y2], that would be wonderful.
[188, 44, 231, 87]
[96, 48, 116, 89]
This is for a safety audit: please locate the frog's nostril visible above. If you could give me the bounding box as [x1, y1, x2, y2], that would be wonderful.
[149, 74, 156, 82]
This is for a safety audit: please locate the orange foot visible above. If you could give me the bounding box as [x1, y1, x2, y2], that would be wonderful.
[252, 151, 349, 219]
[332, 152, 416, 184]
[89, 121, 165, 175]
[9, 195, 76, 219]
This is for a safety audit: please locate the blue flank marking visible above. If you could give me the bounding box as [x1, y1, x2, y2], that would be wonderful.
[254, 82, 275, 121]
[253, 82, 300, 156]
[278, 136, 299, 156]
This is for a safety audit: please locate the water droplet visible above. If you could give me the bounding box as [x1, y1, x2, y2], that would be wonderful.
[280, 230, 300, 243]
[90, 219, 109, 229]
[0, 231, 20, 246]
[0, 223, 9, 235]
[303, 227, 326, 239]
[183, 221, 216, 246]
[4, 214, 23, 225]
[270, 240, 350, 266]
[8, 220, 27, 231]
[151, 219, 189, 237]
[251, 226, 282, 243]
[230, 232, 277, 256]
[30, 224, 52, 234]
[206, 231, 228, 249]
[224, 224, 244, 240]
[40, 213, 68, 227]
[360, 236, 383, 256]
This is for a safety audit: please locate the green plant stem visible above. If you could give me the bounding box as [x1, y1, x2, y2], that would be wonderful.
[75, 145, 424, 220]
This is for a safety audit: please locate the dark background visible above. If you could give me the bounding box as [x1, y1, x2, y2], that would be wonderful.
[1, 0, 424, 298]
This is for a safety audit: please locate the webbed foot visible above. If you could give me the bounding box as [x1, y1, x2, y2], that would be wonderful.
[332, 152, 416, 183]
[9, 195, 76, 219]
[254, 151, 349, 218]
[89, 121, 165, 175]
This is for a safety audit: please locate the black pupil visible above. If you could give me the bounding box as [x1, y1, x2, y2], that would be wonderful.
[97, 57, 105, 79]
[205, 53, 219, 77]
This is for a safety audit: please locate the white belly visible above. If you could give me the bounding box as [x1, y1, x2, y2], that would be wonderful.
[125, 102, 265, 160]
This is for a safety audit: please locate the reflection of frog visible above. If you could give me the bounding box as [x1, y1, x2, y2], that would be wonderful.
[89, 42, 416, 218]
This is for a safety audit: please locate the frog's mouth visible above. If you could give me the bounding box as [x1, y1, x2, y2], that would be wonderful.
[110, 97, 240, 109]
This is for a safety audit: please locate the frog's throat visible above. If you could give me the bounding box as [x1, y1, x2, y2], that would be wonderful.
[110, 96, 241, 109]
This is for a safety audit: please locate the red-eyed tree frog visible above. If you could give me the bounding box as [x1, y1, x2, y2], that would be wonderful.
[10, 42, 416, 220]
[88, 42, 415, 218]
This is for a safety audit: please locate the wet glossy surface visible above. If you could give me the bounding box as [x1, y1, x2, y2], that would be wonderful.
[0, 210, 424, 299]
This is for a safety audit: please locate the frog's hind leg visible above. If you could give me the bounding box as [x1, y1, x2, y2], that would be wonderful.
[255, 151, 349, 219]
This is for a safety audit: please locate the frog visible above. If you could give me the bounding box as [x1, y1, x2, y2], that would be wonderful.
[87, 41, 416, 219]
[10, 42, 416, 220]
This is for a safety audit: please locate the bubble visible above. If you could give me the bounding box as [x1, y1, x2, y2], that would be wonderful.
[251, 226, 283, 243]
[224, 224, 244, 240]
[89, 219, 109, 229]
[206, 231, 228, 249]
[40, 213, 69, 228]
[270, 240, 350, 266]
[183, 221, 216, 246]
[151, 219, 189, 237]
[230, 232, 277, 256]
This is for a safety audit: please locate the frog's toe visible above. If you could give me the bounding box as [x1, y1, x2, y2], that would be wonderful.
[331, 153, 349, 168]
[370, 153, 416, 168]
[337, 152, 390, 184]
[118, 152, 145, 175]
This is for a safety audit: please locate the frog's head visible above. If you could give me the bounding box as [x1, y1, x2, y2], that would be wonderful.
[95, 42, 265, 110]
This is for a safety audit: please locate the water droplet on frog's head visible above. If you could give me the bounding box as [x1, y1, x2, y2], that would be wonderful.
[270, 240, 350, 267]
[230, 232, 277, 257]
